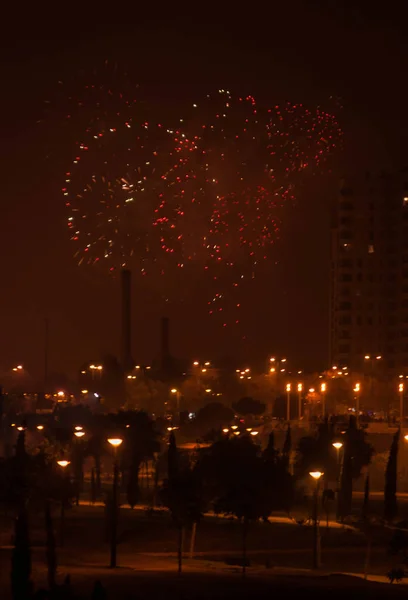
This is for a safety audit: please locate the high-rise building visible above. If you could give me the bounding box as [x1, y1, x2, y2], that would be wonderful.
[330, 170, 408, 374]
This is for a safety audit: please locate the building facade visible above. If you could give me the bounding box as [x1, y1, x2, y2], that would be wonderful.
[330, 170, 408, 375]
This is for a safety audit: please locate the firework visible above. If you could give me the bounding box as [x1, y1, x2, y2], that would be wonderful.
[63, 81, 341, 324]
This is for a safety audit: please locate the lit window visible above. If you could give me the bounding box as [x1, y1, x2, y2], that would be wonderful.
[368, 245, 374, 253]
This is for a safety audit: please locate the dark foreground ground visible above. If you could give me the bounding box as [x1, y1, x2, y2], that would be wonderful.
[0, 493, 407, 598]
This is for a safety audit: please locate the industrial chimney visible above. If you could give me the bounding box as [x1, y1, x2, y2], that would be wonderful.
[160, 316, 170, 372]
[121, 269, 133, 372]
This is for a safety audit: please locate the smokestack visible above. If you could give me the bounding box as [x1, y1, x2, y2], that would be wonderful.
[121, 269, 132, 372]
[161, 316, 170, 371]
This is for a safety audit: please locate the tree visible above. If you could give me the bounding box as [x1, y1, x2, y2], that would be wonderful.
[261, 438, 294, 519]
[193, 402, 234, 434]
[11, 507, 32, 600]
[295, 419, 336, 480]
[196, 436, 265, 578]
[232, 397, 266, 417]
[336, 416, 373, 521]
[45, 500, 57, 591]
[384, 429, 399, 522]
[160, 432, 203, 574]
[263, 432, 277, 463]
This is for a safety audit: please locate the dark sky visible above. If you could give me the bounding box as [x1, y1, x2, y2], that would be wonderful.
[1, 3, 408, 383]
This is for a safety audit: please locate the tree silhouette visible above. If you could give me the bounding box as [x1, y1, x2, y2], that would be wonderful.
[384, 429, 399, 522]
[338, 416, 373, 521]
[232, 397, 266, 416]
[160, 432, 203, 574]
[11, 507, 32, 600]
[196, 436, 265, 577]
[45, 500, 57, 591]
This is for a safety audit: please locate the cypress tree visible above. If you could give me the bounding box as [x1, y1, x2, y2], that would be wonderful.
[45, 500, 57, 591]
[384, 429, 399, 522]
[11, 507, 32, 600]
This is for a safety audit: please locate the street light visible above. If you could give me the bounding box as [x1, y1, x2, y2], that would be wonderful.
[231, 425, 238, 430]
[74, 431, 85, 438]
[399, 383, 404, 424]
[36, 425, 44, 431]
[74, 426, 83, 431]
[250, 431, 259, 436]
[297, 383, 303, 421]
[286, 383, 291, 422]
[309, 471, 323, 569]
[222, 428, 229, 434]
[353, 382, 361, 426]
[107, 437, 123, 568]
[320, 383, 327, 418]
[332, 441, 343, 464]
[170, 388, 181, 414]
[57, 459, 70, 546]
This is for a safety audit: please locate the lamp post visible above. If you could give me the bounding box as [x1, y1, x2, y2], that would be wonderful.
[57, 460, 71, 547]
[399, 383, 404, 426]
[297, 383, 303, 421]
[107, 437, 123, 568]
[74, 430, 85, 505]
[353, 383, 361, 427]
[332, 442, 343, 465]
[320, 383, 327, 418]
[309, 471, 324, 569]
[170, 388, 181, 417]
[286, 383, 291, 422]
[332, 441, 343, 519]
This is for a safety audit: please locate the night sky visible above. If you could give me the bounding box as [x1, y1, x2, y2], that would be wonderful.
[1, 3, 408, 384]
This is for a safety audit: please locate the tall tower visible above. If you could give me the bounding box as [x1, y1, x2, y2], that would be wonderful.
[330, 170, 408, 374]
[121, 269, 133, 373]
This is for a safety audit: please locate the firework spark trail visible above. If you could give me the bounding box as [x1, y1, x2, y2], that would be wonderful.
[63, 80, 341, 326]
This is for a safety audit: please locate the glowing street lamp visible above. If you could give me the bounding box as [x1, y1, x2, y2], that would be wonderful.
[107, 438, 123, 449]
[250, 431, 259, 436]
[107, 437, 123, 568]
[332, 441, 343, 463]
[57, 459, 70, 545]
[231, 425, 238, 430]
[399, 382, 405, 424]
[74, 431, 85, 438]
[74, 425, 83, 431]
[222, 428, 229, 434]
[297, 383, 303, 420]
[170, 388, 181, 413]
[286, 383, 291, 422]
[309, 471, 323, 569]
[320, 383, 327, 418]
[353, 382, 361, 426]
[36, 425, 44, 431]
